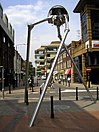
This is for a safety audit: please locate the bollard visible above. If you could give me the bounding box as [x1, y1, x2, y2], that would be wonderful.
[66, 80, 67, 86]
[76, 87, 78, 100]
[9, 83, 11, 94]
[2, 89, 4, 99]
[59, 87, 61, 100]
[97, 87, 98, 100]
[68, 82, 70, 87]
[32, 85, 34, 92]
[51, 96, 54, 118]
[25, 89, 29, 105]
[37, 79, 38, 86]
[40, 87, 42, 95]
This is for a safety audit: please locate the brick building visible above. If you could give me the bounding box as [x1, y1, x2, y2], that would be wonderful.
[0, 4, 15, 87]
[73, 0, 99, 84]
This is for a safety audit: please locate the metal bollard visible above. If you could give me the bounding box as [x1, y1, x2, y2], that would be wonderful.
[2, 89, 4, 99]
[37, 79, 38, 86]
[76, 87, 78, 100]
[25, 89, 29, 105]
[9, 83, 11, 94]
[59, 87, 61, 100]
[40, 87, 42, 95]
[97, 87, 98, 100]
[32, 85, 34, 92]
[51, 96, 54, 118]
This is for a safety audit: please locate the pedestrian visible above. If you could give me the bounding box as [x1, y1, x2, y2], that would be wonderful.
[67, 77, 71, 87]
[40, 82, 45, 92]
[12, 78, 15, 89]
[50, 81, 55, 89]
[63, 76, 65, 85]
[28, 76, 34, 91]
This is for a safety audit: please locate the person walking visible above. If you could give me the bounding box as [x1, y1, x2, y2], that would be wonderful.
[67, 77, 71, 87]
[28, 76, 34, 91]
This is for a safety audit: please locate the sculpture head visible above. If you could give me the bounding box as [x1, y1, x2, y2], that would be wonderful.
[48, 5, 69, 27]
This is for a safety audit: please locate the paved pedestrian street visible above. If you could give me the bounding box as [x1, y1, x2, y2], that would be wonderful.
[0, 83, 99, 132]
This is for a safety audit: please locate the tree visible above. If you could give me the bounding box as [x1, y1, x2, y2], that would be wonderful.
[28, 62, 33, 76]
[23, 61, 35, 77]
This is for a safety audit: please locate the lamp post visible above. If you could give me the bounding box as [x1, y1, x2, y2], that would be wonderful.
[15, 44, 26, 87]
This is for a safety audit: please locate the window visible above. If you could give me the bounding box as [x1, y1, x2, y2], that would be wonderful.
[53, 48, 57, 51]
[63, 62, 66, 68]
[40, 56, 44, 59]
[36, 56, 40, 59]
[63, 52, 66, 58]
[91, 10, 99, 40]
[47, 54, 50, 57]
[40, 62, 44, 65]
[39, 51, 44, 54]
[3, 36, 6, 43]
[81, 13, 88, 42]
[8, 43, 10, 47]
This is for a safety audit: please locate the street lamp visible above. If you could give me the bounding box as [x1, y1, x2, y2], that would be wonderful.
[15, 44, 26, 87]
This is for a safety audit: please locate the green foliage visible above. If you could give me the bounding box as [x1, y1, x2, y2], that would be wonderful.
[28, 62, 35, 76]
[23, 61, 35, 76]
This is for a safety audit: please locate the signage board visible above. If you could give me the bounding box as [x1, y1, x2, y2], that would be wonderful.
[86, 67, 91, 72]
[92, 40, 99, 48]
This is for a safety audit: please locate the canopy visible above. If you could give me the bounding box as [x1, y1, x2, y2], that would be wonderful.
[65, 68, 71, 75]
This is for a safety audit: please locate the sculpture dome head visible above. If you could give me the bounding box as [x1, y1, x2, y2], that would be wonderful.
[48, 5, 69, 26]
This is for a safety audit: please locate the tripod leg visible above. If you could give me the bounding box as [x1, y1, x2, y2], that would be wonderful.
[63, 43, 95, 101]
[29, 29, 70, 127]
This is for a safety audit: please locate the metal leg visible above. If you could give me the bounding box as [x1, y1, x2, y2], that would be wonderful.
[25, 17, 51, 104]
[63, 43, 95, 101]
[29, 28, 70, 127]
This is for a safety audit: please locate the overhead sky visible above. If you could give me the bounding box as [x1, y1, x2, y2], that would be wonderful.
[0, 0, 80, 65]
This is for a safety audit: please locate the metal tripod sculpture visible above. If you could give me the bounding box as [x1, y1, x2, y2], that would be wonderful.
[27, 5, 95, 127]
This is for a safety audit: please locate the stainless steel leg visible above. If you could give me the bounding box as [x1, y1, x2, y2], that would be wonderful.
[29, 28, 70, 127]
[63, 43, 95, 101]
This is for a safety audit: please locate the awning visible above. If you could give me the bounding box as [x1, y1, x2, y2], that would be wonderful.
[65, 69, 71, 75]
[59, 70, 64, 74]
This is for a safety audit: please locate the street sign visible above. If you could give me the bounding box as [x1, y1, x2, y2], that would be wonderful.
[86, 67, 91, 72]
[41, 68, 46, 74]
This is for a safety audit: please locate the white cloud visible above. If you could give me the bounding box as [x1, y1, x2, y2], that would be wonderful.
[4, 0, 46, 26]
[34, 0, 44, 11]
[3, 0, 80, 65]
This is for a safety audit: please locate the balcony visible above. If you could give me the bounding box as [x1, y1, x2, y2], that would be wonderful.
[35, 58, 45, 63]
[35, 53, 45, 57]
[46, 50, 57, 54]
